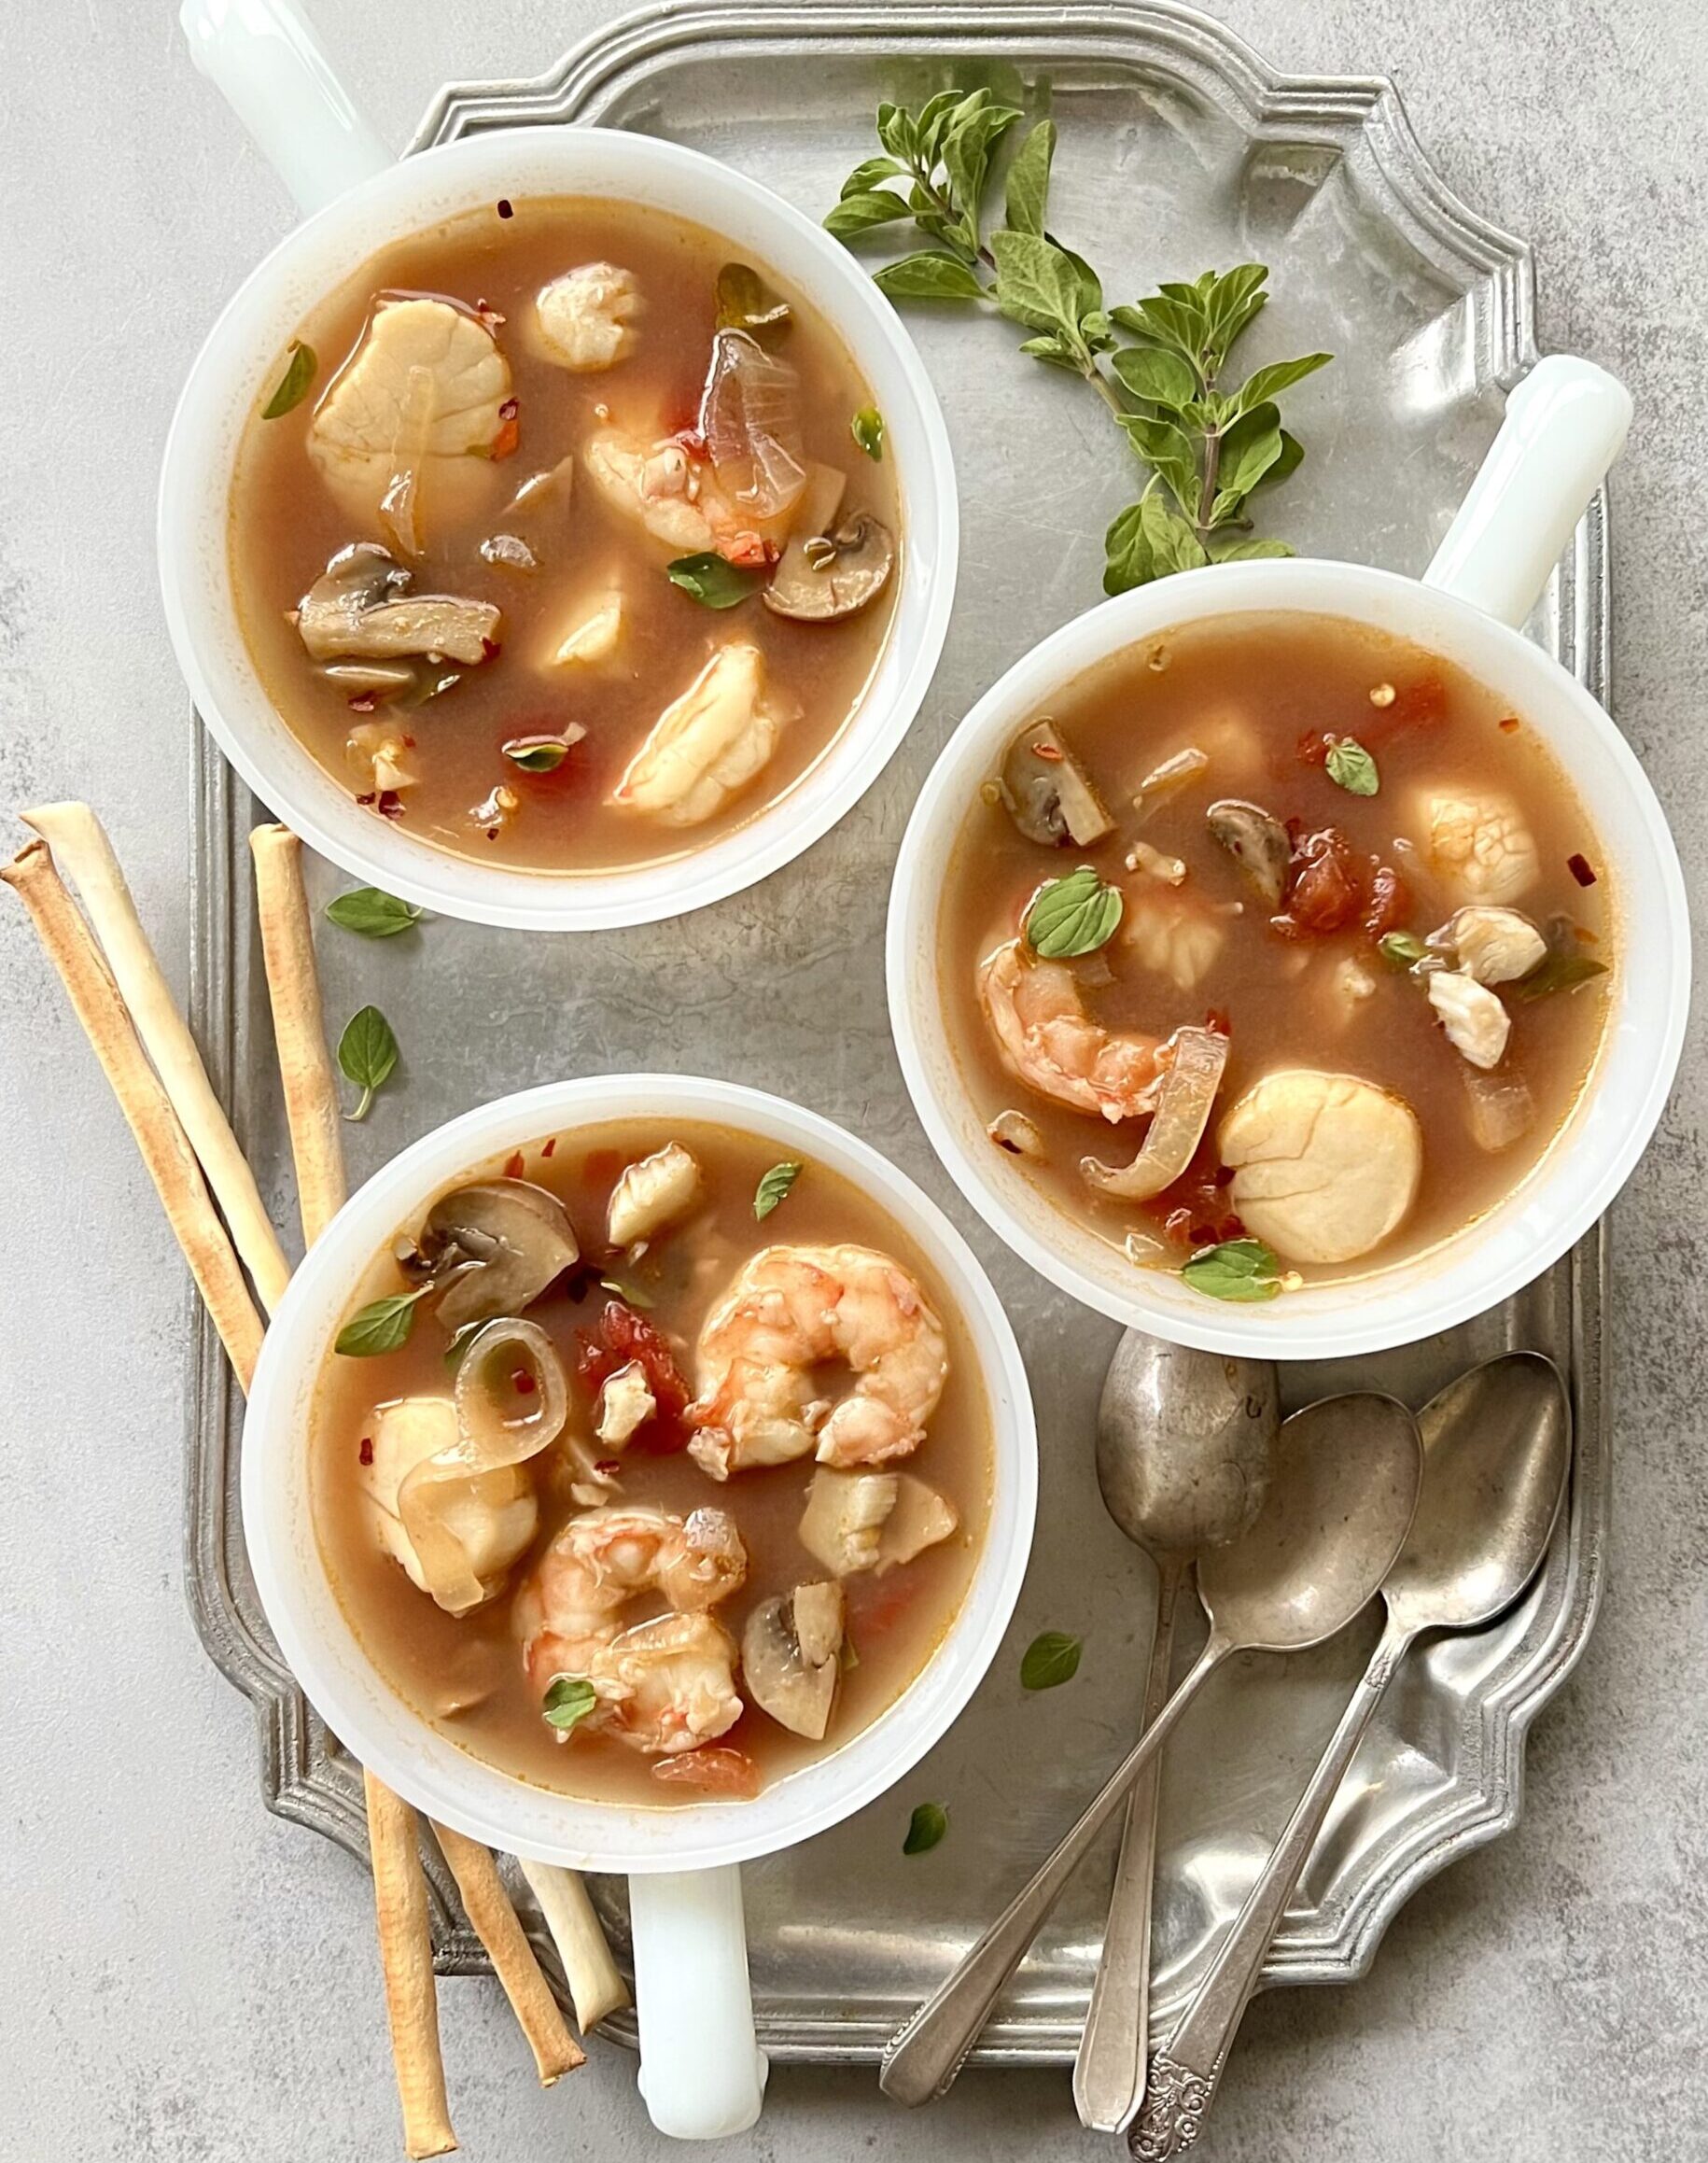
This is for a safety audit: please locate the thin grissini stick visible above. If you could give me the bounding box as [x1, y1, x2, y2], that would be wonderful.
[431, 1825, 586, 2085]
[2, 840, 265, 1390]
[516, 1857, 632, 2032]
[369, 1775, 460, 2158]
[249, 823, 347, 1243]
[21, 802, 293, 1313]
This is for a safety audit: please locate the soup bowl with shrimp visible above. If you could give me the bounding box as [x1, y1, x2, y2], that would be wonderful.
[889, 358, 1688, 1359]
[243, 1074, 1034, 2136]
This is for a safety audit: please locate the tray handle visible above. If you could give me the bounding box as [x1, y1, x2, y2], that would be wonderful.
[1424, 354, 1631, 630]
[180, 0, 391, 217]
[629, 1864, 769, 2139]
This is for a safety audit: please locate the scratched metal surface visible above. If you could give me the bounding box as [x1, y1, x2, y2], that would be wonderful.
[185, 0, 1608, 2063]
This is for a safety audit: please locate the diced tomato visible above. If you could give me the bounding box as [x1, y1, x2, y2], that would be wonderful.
[489, 397, 520, 460]
[575, 1299, 692, 1451]
[1295, 727, 1333, 767]
[1277, 826, 1362, 935]
[651, 1747, 761, 1799]
[503, 1149, 525, 1179]
[844, 1568, 920, 1638]
[1364, 861, 1409, 938]
[1140, 1136, 1239, 1247]
[1364, 672, 1447, 744]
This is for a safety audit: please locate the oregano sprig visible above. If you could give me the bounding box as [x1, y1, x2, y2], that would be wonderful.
[826, 92, 1331, 591]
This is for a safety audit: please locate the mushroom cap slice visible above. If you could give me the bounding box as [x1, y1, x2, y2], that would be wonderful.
[741, 1583, 844, 1740]
[763, 510, 895, 622]
[1207, 799, 1290, 906]
[998, 720, 1113, 847]
[298, 541, 499, 666]
[1219, 1068, 1423, 1267]
[609, 642, 785, 827]
[418, 1177, 581, 1327]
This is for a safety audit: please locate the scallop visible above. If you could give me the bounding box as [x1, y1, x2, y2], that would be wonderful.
[1219, 1068, 1423, 1267]
[1415, 787, 1541, 906]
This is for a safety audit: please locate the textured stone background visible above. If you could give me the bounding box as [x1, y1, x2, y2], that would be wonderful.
[1, 4, 1703, 2158]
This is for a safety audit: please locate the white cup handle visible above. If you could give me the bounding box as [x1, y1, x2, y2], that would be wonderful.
[629, 1864, 769, 2138]
[1422, 354, 1631, 630]
[179, 0, 391, 217]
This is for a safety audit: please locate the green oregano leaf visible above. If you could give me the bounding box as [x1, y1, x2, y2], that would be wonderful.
[336, 1285, 430, 1356]
[1379, 931, 1430, 969]
[324, 887, 423, 938]
[541, 1675, 598, 1735]
[1024, 866, 1124, 959]
[754, 1160, 803, 1220]
[261, 339, 316, 418]
[903, 1802, 948, 1855]
[1509, 950, 1609, 1001]
[1325, 737, 1380, 796]
[823, 190, 916, 240]
[716, 260, 791, 335]
[851, 405, 886, 460]
[1182, 1237, 1283, 1304]
[338, 1004, 399, 1123]
[502, 734, 571, 772]
[665, 553, 763, 610]
[1002, 118, 1056, 238]
[871, 251, 987, 302]
[1020, 1631, 1083, 1691]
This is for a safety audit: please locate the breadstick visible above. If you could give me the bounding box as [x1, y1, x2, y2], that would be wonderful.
[430, 1825, 585, 2085]
[368, 1774, 459, 2156]
[249, 824, 347, 1242]
[515, 1858, 631, 2031]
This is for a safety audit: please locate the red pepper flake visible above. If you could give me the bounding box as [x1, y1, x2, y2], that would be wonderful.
[357, 1436, 374, 1466]
[511, 1368, 537, 1397]
[503, 1149, 526, 1179]
[496, 198, 513, 219]
[594, 1457, 622, 1477]
[401, 734, 416, 750]
[1031, 740, 1064, 762]
[1295, 728, 1333, 767]
[668, 424, 709, 460]
[1568, 852, 1597, 887]
[1204, 1006, 1231, 1037]
[540, 1136, 557, 1159]
[355, 790, 376, 807]
[473, 297, 507, 329]
[490, 398, 520, 461]
[480, 636, 502, 662]
[375, 790, 405, 820]
[1499, 715, 1521, 734]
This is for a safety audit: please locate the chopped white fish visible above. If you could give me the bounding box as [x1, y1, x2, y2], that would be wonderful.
[345, 719, 418, 794]
[607, 1141, 703, 1246]
[1323, 951, 1378, 1023]
[359, 1397, 537, 1603]
[545, 584, 625, 668]
[1428, 969, 1511, 1070]
[610, 643, 786, 826]
[797, 1467, 957, 1578]
[1446, 906, 1548, 985]
[1219, 1068, 1423, 1266]
[1415, 786, 1541, 906]
[309, 296, 511, 533]
[595, 1361, 656, 1448]
[1124, 891, 1225, 992]
[534, 261, 641, 372]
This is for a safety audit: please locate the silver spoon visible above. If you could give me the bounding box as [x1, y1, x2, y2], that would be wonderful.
[1129, 1351, 1570, 2158]
[1074, 1336, 1280, 2131]
[880, 1391, 1421, 2108]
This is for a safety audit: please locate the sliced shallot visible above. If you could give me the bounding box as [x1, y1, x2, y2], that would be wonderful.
[1080, 1026, 1229, 1200]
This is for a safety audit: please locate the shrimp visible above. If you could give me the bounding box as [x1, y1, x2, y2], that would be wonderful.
[609, 643, 787, 828]
[515, 1503, 747, 1753]
[582, 427, 767, 564]
[687, 1244, 949, 1481]
[978, 937, 1162, 1123]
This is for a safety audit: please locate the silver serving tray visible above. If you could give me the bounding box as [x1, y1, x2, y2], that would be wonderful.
[186, 0, 1611, 2065]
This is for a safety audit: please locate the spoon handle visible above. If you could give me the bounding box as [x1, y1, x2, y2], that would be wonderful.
[1128, 1618, 1409, 2161]
[881, 1639, 1225, 2108]
[1073, 1559, 1186, 2130]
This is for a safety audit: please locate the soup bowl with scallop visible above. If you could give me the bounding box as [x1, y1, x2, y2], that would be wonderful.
[162, 19, 956, 927]
[889, 357, 1688, 1359]
[243, 1074, 1035, 2136]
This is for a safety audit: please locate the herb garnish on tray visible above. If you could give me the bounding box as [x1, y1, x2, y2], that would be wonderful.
[827, 91, 1330, 591]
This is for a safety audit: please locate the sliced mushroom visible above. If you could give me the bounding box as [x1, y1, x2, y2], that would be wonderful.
[797, 1467, 958, 1578]
[741, 1583, 843, 1740]
[1220, 1068, 1423, 1267]
[763, 510, 895, 622]
[1435, 906, 1548, 986]
[987, 1108, 1046, 1159]
[1082, 1025, 1227, 1199]
[534, 261, 641, 372]
[607, 1142, 703, 1248]
[1207, 799, 1290, 906]
[595, 1359, 656, 1447]
[415, 1178, 580, 1327]
[298, 542, 500, 667]
[997, 720, 1113, 848]
[1427, 970, 1511, 1070]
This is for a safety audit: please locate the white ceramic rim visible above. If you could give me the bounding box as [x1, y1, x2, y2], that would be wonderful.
[159, 126, 959, 930]
[242, 1075, 1037, 1872]
[887, 557, 1690, 1360]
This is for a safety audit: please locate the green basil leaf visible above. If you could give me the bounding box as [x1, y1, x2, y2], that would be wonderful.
[1509, 950, 1609, 1001]
[1211, 401, 1284, 520]
[324, 887, 424, 938]
[851, 405, 885, 460]
[261, 339, 316, 419]
[823, 190, 915, 240]
[841, 155, 905, 197]
[336, 1285, 430, 1356]
[903, 1802, 948, 1855]
[872, 251, 987, 302]
[1325, 736, 1380, 796]
[1003, 118, 1056, 237]
[1379, 931, 1430, 969]
[502, 734, 570, 772]
[1020, 1630, 1083, 1691]
[754, 1160, 803, 1220]
[1137, 492, 1211, 578]
[990, 229, 1089, 342]
[1225, 352, 1332, 418]
[1205, 534, 1295, 563]
[1182, 1236, 1282, 1304]
[338, 1004, 399, 1123]
[1110, 344, 1199, 412]
[1024, 866, 1125, 959]
[716, 260, 791, 334]
[541, 1674, 599, 1734]
[665, 553, 763, 609]
[1118, 413, 1203, 522]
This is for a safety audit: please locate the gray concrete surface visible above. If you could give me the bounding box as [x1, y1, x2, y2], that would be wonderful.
[2, 3, 1703, 2158]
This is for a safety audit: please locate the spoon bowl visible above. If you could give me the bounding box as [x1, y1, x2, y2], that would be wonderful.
[1096, 1337, 1279, 1558]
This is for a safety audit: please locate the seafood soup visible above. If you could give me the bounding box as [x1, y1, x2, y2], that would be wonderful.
[231, 196, 901, 874]
[311, 1119, 990, 1806]
[943, 614, 1614, 1301]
